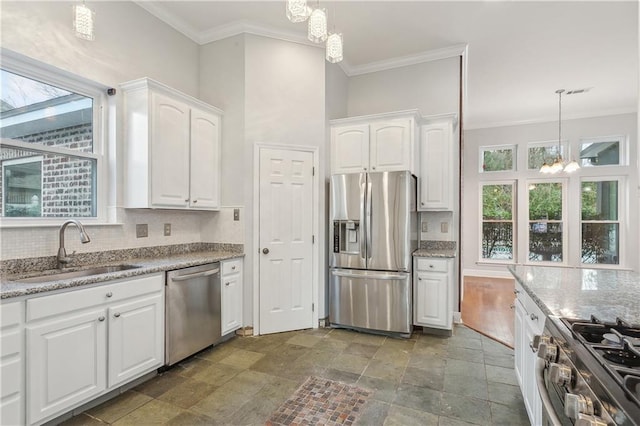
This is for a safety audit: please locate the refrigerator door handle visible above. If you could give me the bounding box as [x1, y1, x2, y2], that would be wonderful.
[359, 180, 366, 259]
[366, 180, 372, 260]
[332, 270, 409, 280]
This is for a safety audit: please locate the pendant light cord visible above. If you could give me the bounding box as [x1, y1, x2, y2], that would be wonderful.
[556, 89, 564, 156]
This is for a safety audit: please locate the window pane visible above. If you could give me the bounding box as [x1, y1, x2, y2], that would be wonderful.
[482, 184, 512, 220]
[482, 148, 514, 172]
[0, 69, 93, 153]
[582, 223, 619, 264]
[528, 144, 563, 170]
[482, 222, 513, 260]
[529, 222, 563, 262]
[580, 140, 620, 167]
[529, 183, 562, 220]
[581, 181, 618, 220]
[1, 146, 96, 217]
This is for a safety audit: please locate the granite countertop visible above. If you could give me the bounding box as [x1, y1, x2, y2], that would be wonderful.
[413, 248, 457, 258]
[508, 265, 640, 325]
[1, 250, 244, 300]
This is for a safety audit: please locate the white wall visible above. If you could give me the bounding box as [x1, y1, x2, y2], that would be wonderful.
[0, 1, 208, 260]
[347, 56, 460, 117]
[463, 113, 639, 276]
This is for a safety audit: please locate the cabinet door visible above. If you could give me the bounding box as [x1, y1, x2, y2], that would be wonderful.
[189, 107, 220, 210]
[331, 124, 370, 174]
[150, 92, 190, 207]
[513, 298, 525, 390]
[370, 120, 412, 172]
[221, 271, 243, 335]
[419, 121, 453, 210]
[27, 309, 106, 425]
[523, 316, 542, 425]
[108, 293, 164, 388]
[414, 271, 450, 329]
[1, 302, 23, 426]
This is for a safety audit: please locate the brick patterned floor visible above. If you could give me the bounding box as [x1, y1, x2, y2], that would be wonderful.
[266, 376, 371, 426]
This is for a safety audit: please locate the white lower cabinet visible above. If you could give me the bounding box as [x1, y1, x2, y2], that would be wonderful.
[221, 258, 243, 336]
[413, 257, 453, 330]
[513, 281, 544, 426]
[1, 301, 24, 426]
[25, 273, 164, 425]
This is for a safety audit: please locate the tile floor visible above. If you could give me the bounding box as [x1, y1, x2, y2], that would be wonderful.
[60, 325, 529, 426]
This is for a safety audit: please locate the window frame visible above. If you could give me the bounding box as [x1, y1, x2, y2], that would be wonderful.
[2, 155, 44, 216]
[479, 144, 517, 173]
[525, 179, 568, 265]
[479, 180, 517, 264]
[0, 49, 109, 226]
[579, 176, 625, 267]
[526, 139, 568, 171]
[578, 135, 627, 168]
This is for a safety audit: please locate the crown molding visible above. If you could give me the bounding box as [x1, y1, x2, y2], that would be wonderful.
[465, 108, 638, 130]
[134, 1, 202, 43]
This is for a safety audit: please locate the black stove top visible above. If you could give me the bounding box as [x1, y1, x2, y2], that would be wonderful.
[561, 316, 640, 411]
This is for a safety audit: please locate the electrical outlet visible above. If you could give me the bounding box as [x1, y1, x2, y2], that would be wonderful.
[164, 223, 171, 236]
[234, 208, 240, 221]
[136, 224, 148, 238]
[421, 222, 428, 232]
[440, 222, 449, 233]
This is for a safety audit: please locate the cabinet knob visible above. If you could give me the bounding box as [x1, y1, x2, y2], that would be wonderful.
[418, 277, 422, 281]
[232, 266, 236, 270]
[98, 316, 105, 322]
[429, 264, 434, 269]
[363, 167, 367, 171]
[106, 292, 113, 298]
[372, 166, 376, 170]
[193, 199, 198, 203]
[510, 304, 515, 310]
[225, 282, 230, 286]
[262, 248, 269, 254]
[185, 199, 190, 202]
[530, 313, 539, 321]
[421, 202, 425, 206]
[514, 289, 520, 295]
[114, 313, 121, 318]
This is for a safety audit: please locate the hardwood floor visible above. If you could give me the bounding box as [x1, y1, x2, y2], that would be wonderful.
[461, 276, 516, 348]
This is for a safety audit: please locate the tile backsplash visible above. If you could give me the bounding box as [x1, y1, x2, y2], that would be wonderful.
[0, 206, 244, 260]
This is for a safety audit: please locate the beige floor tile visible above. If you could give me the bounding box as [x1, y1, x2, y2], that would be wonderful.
[374, 346, 411, 367]
[286, 333, 323, 348]
[363, 359, 406, 383]
[133, 370, 187, 398]
[189, 388, 251, 421]
[195, 342, 238, 362]
[112, 399, 184, 425]
[383, 404, 439, 426]
[329, 352, 370, 375]
[218, 348, 265, 369]
[190, 362, 243, 385]
[86, 391, 152, 424]
[156, 378, 218, 409]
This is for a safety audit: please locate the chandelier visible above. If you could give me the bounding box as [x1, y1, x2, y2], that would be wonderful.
[286, 0, 343, 64]
[539, 89, 580, 174]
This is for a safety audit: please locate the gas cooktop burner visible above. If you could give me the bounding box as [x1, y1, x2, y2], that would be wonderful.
[603, 349, 640, 367]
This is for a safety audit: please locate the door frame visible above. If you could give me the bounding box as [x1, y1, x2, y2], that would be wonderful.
[252, 142, 319, 335]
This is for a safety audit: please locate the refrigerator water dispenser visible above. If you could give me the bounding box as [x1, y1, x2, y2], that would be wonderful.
[333, 220, 360, 253]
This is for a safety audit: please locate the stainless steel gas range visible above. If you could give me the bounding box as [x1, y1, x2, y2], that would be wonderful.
[534, 314, 640, 425]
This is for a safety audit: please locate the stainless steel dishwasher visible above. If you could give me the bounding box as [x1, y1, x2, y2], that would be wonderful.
[165, 263, 221, 366]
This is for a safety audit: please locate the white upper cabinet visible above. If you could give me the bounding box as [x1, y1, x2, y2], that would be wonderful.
[330, 111, 418, 175]
[418, 115, 457, 211]
[122, 78, 222, 210]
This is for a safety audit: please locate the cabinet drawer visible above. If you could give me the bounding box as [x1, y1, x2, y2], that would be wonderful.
[26, 273, 164, 322]
[416, 258, 449, 272]
[222, 259, 242, 276]
[0, 302, 23, 329]
[515, 282, 545, 333]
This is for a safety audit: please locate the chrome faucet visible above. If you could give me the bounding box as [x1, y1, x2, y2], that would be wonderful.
[57, 220, 91, 268]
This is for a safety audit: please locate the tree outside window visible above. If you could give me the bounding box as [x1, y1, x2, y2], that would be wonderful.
[481, 147, 515, 172]
[528, 182, 564, 262]
[581, 180, 620, 264]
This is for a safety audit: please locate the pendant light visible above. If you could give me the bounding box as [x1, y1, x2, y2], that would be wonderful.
[73, 1, 95, 41]
[539, 89, 580, 174]
[286, 0, 311, 23]
[308, 7, 327, 43]
[325, 9, 343, 63]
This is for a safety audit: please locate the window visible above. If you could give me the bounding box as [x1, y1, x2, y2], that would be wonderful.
[581, 179, 620, 264]
[580, 137, 623, 167]
[528, 141, 565, 170]
[480, 146, 516, 172]
[0, 62, 103, 220]
[528, 182, 565, 263]
[481, 182, 515, 260]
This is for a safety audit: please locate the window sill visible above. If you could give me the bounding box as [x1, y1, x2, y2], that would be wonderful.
[0, 220, 123, 229]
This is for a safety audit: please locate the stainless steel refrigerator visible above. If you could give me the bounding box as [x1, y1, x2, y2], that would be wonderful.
[329, 171, 417, 337]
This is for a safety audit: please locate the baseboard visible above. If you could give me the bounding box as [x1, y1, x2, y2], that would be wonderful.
[463, 268, 513, 279]
[453, 311, 462, 323]
[235, 326, 254, 337]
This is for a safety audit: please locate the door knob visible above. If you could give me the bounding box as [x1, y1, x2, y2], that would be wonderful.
[262, 248, 269, 254]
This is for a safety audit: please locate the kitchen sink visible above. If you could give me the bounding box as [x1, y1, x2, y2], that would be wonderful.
[13, 264, 141, 284]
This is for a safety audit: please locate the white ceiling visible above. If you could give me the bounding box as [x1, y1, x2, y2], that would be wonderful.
[136, 1, 638, 129]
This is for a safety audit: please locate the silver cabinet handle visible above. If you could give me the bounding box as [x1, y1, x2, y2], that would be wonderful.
[262, 248, 269, 254]
[530, 313, 539, 321]
[172, 268, 219, 281]
[98, 316, 105, 322]
[332, 270, 408, 280]
[106, 292, 113, 298]
[114, 313, 121, 318]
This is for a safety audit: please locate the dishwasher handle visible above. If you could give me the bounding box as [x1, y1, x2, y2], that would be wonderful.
[171, 268, 220, 282]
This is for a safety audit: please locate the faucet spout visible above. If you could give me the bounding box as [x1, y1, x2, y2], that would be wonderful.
[57, 220, 91, 269]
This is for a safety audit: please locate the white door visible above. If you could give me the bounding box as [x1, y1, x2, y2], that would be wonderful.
[259, 147, 314, 334]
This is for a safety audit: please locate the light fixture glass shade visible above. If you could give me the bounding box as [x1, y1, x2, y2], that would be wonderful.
[326, 33, 343, 63]
[286, 0, 311, 23]
[563, 160, 580, 173]
[540, 163, 552, 174]
[73, 3, 95, 41]
[308, 8, 327, 43]
[550, 159, 564, 174]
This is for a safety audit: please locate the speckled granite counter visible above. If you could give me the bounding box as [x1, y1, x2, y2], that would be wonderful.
[413, 249, 457, 258]
[1, 250, 244, 300]
[413, 240, 457, 258]
[508, 265, 640, 325]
